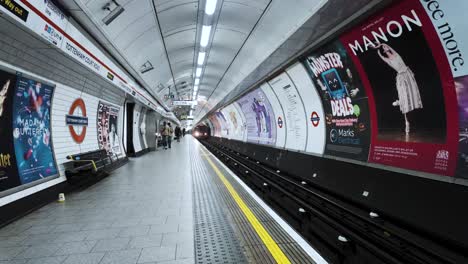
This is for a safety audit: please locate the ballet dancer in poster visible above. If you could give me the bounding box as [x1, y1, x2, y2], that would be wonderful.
[374, 43, 423, 134]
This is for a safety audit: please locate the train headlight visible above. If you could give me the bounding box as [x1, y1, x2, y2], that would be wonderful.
[194, 131, 200, 137]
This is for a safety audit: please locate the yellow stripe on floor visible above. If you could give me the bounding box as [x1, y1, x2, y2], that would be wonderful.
[201, 148, 291, 264]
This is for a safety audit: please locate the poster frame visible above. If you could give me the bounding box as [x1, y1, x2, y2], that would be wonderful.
[0, 65, 59, 199]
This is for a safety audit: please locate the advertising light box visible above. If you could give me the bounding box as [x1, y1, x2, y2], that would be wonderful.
[12, 76, 58, 185]
[303, 41, 371, 161]
[236, 88, 276, 145]
[340, 0, 459, 176]
[286, 63, 326, 155]
[260, 83, 286, 149]
[268, 73, 308, 151]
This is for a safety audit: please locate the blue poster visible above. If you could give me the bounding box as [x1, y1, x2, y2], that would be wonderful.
[12, 77, 57, 184]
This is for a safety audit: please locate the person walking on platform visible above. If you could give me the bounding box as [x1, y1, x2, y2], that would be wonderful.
[182, 128, 186, 137]
[160, 122, 168, 150]
[175, 126, 181, 142]
[167, 123, 174, 149]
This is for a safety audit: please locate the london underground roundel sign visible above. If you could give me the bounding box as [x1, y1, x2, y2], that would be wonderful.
[310, 111, 320, 127]
[277, 116, 283, 128]
[66, 98, 88, 143]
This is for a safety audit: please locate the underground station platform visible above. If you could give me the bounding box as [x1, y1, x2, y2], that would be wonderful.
[0, 137, 325, 264]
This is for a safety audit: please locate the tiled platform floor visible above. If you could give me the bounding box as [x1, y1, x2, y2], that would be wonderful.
[0, 137, 194, 264]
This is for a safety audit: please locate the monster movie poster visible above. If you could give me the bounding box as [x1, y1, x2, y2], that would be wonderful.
[97, 101, 121, 156]
[303, 40, 371, 161]
[237, 88, 276, 145]
[12, 76, 57, 185]
[340, 0, 459, 176]
[0, 69, 20, 192]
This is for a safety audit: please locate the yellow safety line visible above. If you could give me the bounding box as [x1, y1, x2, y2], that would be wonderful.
[201, 148, 291, 264]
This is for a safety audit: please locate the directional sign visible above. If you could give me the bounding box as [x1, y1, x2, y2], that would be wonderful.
[172, 100, 198, 106]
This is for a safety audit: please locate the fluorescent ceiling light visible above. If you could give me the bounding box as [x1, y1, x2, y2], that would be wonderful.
[196, 67, 202, 77]
[194, 78, 200, 85]
[194, 85, 199, 92]
[200, 25, 212, 47]
[205, 0, 217, 15]
[197, 52, 206, 65]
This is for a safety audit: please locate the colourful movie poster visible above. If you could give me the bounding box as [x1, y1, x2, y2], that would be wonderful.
[12, 76, 57, 184]
[340, 0, 459, 175]
[97, 101, 121, 155]
[237, 88, 276, 145]
[0, 70, 20, 191]
[303, 40, 371, 161]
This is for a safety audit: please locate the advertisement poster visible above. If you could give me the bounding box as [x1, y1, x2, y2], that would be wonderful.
[260, 83, 286, 148]
[215, 111, 229, 137]
[420, 1, 468, 177]
[303, 40, 371, 161]
[97, 101, 121, 156]
[0, 70, 20, 192]
[208, 115, 221, 137]
[286, 63, 327, 155]
[12, 76, 57, 184]
[268, 73, 308, 151]
[340, 0, 459, 175]
[237, 88, 276, 145]
[456, 76, 468, 178]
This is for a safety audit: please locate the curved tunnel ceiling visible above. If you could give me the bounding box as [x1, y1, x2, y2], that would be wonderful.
[57, 0, 331, 120]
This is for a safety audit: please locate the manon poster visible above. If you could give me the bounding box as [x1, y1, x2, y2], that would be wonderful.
[12, 77, 58, 184]
[97, 101, 121, 156]
[303, 40, 371, 161]
[340, 0, 459, 175]
[0, 69, 20, 192]
[236, 88, 276, 145]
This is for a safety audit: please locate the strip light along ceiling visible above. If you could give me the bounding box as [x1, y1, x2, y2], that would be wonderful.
[205, 0, 217, 15]
[194, 78, 200, 85]
[197, 52, 206, 65]
[195, 67, 202, 77]
[200, 26, 212, 47]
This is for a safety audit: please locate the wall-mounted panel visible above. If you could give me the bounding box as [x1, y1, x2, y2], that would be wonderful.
[267, 73, 307, 151]
[286, 63, 326, 155]
[341, 0, 458, 176]
[260, 83, 286, 149]
[303, 40, 371, 161]
[236, 88, 276, 145]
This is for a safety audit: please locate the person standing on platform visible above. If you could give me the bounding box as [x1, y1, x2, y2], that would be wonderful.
[160, 122, 168, 150]
[182, 128, 186, 137]
[175, 126, 181, 142]
[167, 123, 174, 149]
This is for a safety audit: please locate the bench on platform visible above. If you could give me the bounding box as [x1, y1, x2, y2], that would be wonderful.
[64, 149, 114, 185]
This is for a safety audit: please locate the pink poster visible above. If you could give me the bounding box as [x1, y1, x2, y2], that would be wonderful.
[340, 0, 459, 176]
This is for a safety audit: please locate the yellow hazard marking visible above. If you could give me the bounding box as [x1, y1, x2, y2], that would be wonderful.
[201, 148, 291, 264]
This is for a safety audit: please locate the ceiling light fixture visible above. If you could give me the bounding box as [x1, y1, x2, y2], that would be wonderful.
[102, 0, 124, 26]
[140, 61, 154, 74]
[194, 78, 200, 85]
[194, 85, 199, 92]
[205, 0, 217, 15]
[196, 67, 202, 77]
[200, 25, 212, 47]
[197, 52, 206, 65]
